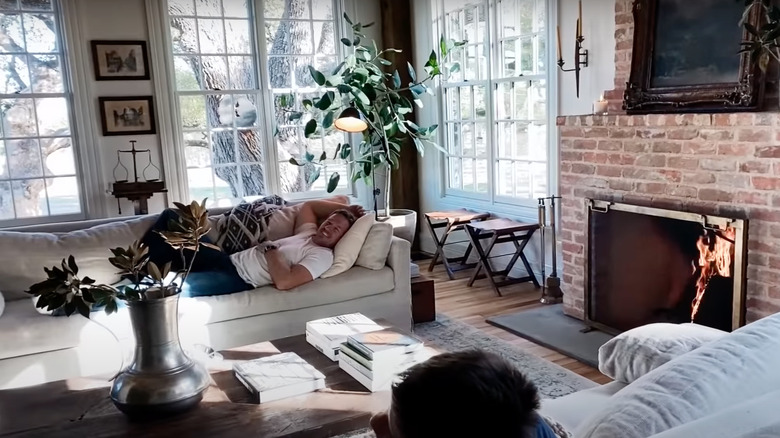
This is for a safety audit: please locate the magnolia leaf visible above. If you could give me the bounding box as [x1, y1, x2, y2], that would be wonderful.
[326, 173, 340, 192]
[304, 119, 317, 138]
[343, 12, 353, 25]
[332, 61, 345, 75]
[314, 91, 334, 110]
[309, 66, 326, 86]
[302, 99, 313, 110]
[67, 255, 78, 276]
[341, 37, 353, 47]
[319, 150, 328, 161]
[337, 83, 352, 94]
[201, 242, 222, 251]
[340, 143, 352, 159]
[305, 150, 315, 162]
[162, 261, 172, 279]
[288, 111, 303, 122]
[377, 57, 392, 66]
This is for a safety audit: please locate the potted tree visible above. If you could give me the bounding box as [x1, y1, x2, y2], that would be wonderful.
[26, 200, 215, 418]
[286, 14, 463, 242]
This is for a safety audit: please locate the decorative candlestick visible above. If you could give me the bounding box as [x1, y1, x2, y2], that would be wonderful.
[557, 3, 589, 98]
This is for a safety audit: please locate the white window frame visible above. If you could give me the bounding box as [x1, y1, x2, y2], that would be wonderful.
[431, 0, 558, 217]
[0, 0, 90, 228]
[149, 0, 354, 206]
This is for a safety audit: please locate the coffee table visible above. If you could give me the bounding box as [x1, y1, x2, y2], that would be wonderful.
[0, 333, 402, 437]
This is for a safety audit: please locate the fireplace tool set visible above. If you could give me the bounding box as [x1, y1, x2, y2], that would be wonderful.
[538, 196, 563, 304]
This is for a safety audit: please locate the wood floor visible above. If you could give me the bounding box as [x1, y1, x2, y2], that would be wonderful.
[426, 264, 611, 384]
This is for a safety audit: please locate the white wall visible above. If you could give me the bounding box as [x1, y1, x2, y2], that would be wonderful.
[558, 0, 615, 115]
[72, 0, 166, 218]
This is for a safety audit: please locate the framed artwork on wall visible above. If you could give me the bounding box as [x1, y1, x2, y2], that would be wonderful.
[91, 40, 150, 80]
[99, 96, 157, 136]
[623, 0, 765, 113]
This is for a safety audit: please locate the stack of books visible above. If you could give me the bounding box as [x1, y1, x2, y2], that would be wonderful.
[305, 313, 384, 361]
[232, 352, 325, 404]
[339, 329, 430, 392]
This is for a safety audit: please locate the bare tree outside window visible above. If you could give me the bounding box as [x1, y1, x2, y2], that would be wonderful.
[168, 0, 344, 206]
[0, 0, 81, 222]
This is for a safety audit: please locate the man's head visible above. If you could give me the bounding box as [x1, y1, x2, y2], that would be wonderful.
[370, 350, 541, 438]
[311, 209, 356, 248]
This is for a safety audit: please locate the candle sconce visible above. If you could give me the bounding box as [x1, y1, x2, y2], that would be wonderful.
[557, 1, 589, 98]
[557, 35, 589, 98]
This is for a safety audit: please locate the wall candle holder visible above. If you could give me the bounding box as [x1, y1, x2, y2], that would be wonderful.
[557, 1, 589, 98]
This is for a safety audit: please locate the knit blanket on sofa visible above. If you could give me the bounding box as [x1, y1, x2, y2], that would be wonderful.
[214, 195, 286, 254]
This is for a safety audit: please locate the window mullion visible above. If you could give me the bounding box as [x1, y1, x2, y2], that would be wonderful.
[253, 0, 280, 196]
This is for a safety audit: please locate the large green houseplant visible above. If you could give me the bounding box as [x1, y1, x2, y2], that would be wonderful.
[286, 14, 464, 218]
[739, 0, 780, 72]
[26, 200, 215, 418]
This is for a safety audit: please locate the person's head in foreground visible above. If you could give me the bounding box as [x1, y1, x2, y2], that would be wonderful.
[312, 209, 356, 249]
[370, 350, 542, 438]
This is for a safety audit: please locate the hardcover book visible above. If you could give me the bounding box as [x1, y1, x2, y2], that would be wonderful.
[233, 352, 325, 404]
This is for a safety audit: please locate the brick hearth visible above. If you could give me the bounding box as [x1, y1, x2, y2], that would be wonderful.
[558, 113, 780, 323]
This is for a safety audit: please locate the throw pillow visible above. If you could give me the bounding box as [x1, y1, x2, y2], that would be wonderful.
[321, 214, 375, 278]
[215, 195, 286, 254]
[598, 322, 726, 384]
[355, 221, 393, 270]
[576, 313, 780, 438]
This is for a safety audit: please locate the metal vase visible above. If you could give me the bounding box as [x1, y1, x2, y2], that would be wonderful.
[110, 293, 210, 419]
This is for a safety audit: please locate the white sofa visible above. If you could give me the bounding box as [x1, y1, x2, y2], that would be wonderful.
[540, 312, 780, 437]
[0, 212, 412, 389]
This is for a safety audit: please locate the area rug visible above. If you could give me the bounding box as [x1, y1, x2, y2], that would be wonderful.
[487, 304, 614, 368]
[332, 314, 599, 438]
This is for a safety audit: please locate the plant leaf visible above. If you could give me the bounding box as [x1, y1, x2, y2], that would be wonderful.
[343, 12, 353, 25]
[326, 173, 340, 192]
[392, 70, 401, 89]
[341, 37, 353, 47]
[308, 167, 321, 185]
[305, 119, 317, 138]
[323, 111, 334, 129]
[289, 157, 300, 166]
[407, 61, 417, 82]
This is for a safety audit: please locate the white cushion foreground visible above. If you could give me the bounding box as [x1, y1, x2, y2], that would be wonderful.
[321, 214, 375, 278]
[356, 221, 393, 270]
[576, 312, 780, 438]
[598, 322, 727, 384]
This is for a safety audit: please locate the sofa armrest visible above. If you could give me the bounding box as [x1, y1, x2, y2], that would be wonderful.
[386, 236, 411, 279]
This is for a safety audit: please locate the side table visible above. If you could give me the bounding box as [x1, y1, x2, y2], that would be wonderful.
[411, 275, 436, 323]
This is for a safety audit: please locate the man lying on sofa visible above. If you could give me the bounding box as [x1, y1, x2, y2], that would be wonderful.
[143, 198, 364, 295]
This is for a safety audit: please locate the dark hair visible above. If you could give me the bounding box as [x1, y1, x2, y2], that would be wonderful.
[331, 208, 357, 226]
[391, 350, 540, 438]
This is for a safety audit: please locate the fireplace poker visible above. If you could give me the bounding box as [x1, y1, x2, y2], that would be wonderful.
[541, 196, 564, 304]
[538, 198, 547, 296]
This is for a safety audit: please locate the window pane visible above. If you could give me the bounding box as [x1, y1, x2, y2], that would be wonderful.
[174, 56, 201, 90]
[448, 157, 461, 190]
[0, 1, 18, 11]
[7, 139, 42, 177]
[223, 0, 247, 18]
[179, 95, 207, 128]
[13, 178, 47, 217]
[43, 138, 74, 175]
[225, 19, 251, 54]
[36, 97, 69, 135]
[198, 19, 226, 53]
[2, 98, 37, 136]
[23, 13, 57, 52]
[46, 176, 80, 215]
[0, 181, 13, 219]
[462, 158, 475, 191]
[195, 0, 222, 17]
[0, 14, 25, 53]
[312, 0, 333, 20]
[496, 160, 513, 196]
[187, 167, 214, 201]
[476, 159, 488, 193]
[0, 55, 29, 94]
[169, 0, 195, 16]
[30, 54, 63, 93]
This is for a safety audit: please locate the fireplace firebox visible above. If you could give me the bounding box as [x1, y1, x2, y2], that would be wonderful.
[585, 200, 747, 334]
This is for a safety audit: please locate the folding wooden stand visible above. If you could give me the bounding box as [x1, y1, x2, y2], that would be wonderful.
[465, 218, 541, 296]
[424, 209, 490, 280]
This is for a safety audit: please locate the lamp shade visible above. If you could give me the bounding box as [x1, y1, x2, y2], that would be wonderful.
[334, 107, 368, 133]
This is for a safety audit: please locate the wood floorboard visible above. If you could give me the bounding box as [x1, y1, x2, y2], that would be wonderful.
[426, 265, 612, 385]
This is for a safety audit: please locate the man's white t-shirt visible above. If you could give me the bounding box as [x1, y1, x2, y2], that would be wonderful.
[230, 223, 333, 288]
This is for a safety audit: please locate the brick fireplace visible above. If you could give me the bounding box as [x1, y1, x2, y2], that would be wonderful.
[558, 1, 780, 324]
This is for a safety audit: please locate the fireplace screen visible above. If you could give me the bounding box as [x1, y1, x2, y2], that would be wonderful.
[586, 200, 747, 334]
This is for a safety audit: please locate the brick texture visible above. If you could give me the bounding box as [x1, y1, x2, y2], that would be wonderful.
[558, 113, 780, 323]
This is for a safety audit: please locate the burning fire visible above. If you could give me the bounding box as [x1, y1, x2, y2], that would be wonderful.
[691, 227, 736, 321]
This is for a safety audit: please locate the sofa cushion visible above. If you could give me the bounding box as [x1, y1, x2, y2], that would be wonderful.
[598, 322, 727, 384]
[321, 214, 375, 278]
[0, 215, 157, 301]
[539, 381, 626, 433]
[214, 196, 285, 254]
[576, 312, 780, 438]
[356, 221, 393, 270]
[179, 265, 396, 325]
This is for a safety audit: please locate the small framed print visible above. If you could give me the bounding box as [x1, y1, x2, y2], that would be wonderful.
[99, 96, 157, 136]
[91, 40, 150, 81]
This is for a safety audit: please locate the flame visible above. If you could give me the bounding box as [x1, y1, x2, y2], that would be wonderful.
[691, 227, 735, 321]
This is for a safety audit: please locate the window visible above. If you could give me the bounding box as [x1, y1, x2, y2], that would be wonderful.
[0, 0, 82, 223]
[436, 0, 549, 203]
[167, 0, 346, 207]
